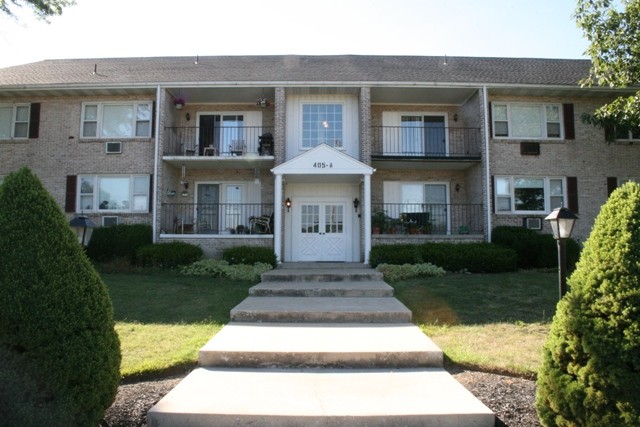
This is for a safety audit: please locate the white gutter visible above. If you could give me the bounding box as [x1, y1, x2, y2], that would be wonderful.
[152, 85, 161, 243]
[483, 85, 492, 242]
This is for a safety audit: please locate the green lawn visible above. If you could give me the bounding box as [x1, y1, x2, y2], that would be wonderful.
[391, 270, 559, 376]
[104, 270, 559, 380]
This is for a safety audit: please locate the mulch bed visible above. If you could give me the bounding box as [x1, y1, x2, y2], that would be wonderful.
[103, 368, 540, 427]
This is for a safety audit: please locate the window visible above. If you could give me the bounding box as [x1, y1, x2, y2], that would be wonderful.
[495, 176, 565, 213]
[492, 103, 562, 139]
[78, 175, 150, 212]
[0, 104, 30, 139]
[81, 102, 152, 138]
[614, 125, 640, 141]
[302, 103, 343, 148]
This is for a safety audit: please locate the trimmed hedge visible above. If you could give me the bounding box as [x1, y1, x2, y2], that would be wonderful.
[181, 259, 273, 281]
[136, 241, 203, 268]
[492, 226, 581, 270]
[86, 223, 152, 263]
[0, 168, 121, 425]
[369, 242, 517, 273]
[223, 245, 278, 268]
[376, 262, 446, 282]
[536, 181, 640, 425]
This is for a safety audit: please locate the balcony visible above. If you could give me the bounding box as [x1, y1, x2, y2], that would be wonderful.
[161, 203, 274, 235]
[371, 203, 484, 235]
[163, 126, 274, 169]
[371, 126, 482, 170]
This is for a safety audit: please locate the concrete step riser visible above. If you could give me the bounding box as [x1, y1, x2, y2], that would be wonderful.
[249, 288, 393, 297]
[230, 311, 412, 323]
[199, 351, 442, 369]
[261, 273, 383, 282]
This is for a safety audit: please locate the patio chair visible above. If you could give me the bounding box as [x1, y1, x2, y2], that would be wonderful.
[250, 213, 273, 234]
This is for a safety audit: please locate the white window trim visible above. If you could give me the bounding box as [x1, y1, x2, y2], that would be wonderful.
[492, 102, 563, 140]
[80, 101, 153, 139]
[0, 103, 30, 139]
[77, 174, 150, 213]
[494, 176, 566, 215]
[300, 102, 346, 151]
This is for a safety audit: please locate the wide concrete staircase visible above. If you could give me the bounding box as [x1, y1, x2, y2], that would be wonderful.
[148, 263, 495, 426]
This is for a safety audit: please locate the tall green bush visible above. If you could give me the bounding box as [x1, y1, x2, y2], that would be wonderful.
[223, 245, 278, 268]
[0, 168, 121, 425]
[86, 223, 152, 263]
[136, 241, 203, 268]
[536, 182, 640, 425]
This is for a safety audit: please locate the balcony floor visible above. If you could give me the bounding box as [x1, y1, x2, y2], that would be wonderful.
[163, 155, 274, 169]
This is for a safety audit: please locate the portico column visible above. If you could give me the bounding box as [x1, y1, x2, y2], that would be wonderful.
[274, 173, 283, 264]
[364, 174, 372, 264]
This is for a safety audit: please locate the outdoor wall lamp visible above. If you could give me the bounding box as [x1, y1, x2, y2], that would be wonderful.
[545, 207, 578, 300]
[455, 183, 461, 192]
[285, 197, 292, 212]
[185, 113, 191, 122]
[453, 113, 458, 122]
[69, 215, 96, 246]
[353, 197, 360, 213]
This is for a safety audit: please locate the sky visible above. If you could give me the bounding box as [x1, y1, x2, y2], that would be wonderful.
[0, 0, 589, 69]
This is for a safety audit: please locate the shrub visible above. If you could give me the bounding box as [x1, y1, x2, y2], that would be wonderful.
[181, 259, 273, 281]
[223, 245, 278, 268]
[136, 241, 203, 268]
[0, 168, 120, 425]
[369, 244, 422, 268]
[420, 242, 518, 273]
[536, 182, 640, 425]
[492, 225, 581, 270]
[376, 263, 446, 282]
[86, 223, 152, 263]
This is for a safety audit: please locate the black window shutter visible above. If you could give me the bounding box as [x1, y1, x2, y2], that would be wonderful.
[29, 103, 41, 139]
[490, 175, 495, 213]
[148, 174, 154, 212]
[487, 102, 493, 138]
[65, 175, 77, 213]
[607, 177, 618, 196]
[604, 124, 615, 142]
[563, 104, 575, 140]
[151, 101, 156, 138]
[567, 176, 579, 214]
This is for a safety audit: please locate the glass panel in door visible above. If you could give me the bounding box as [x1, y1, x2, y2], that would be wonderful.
[425, 184, 448, 233]
[197, 184, 219, 233]
[221, 115, 244, 155]
[224, 185, 243, 233]
[401, 116, 424, 156]
[424, 116, 446, 156]
[323, 204, 346, 259]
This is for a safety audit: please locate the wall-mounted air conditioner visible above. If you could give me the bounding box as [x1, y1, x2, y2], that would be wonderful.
[102, 216, 119, 227]
[105, 141, 122, 154]
[523, 217, 543, 230]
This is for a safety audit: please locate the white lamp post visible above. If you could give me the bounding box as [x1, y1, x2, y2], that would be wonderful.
[69, 215, 97, 246]
[544, 207, 578, 299]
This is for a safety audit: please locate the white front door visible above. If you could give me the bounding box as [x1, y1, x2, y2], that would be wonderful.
[296, 202, 347, 262]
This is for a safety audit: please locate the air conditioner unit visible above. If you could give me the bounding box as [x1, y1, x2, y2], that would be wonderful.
[523, 217, 543, 230]
[102, 216, 119, 227]
[105, 141, 122, 154]
[520, 142, 540, 155]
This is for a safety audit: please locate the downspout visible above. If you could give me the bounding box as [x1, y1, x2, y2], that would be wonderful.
[483, 85, 492, 242]
[152, 85, 161, 243]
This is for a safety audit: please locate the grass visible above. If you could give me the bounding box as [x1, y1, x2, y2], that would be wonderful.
[103, 269, 559, 380]
[391, 270, 559, 377]
[102, 272, 254, 379]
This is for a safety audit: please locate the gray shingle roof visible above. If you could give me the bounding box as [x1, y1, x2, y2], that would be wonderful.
[0, 55, 592, 88]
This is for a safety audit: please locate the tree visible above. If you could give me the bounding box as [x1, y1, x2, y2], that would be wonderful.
[0, 0, 76, 21]
[576, 0, 640, 133]
[0, 167, 121, 425]
[536, 181, 640, 426]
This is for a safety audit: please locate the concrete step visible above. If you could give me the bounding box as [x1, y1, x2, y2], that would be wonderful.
[249, 280, 393, 297]
[148, 367, 495, 427]
[199, 323, 442, 368]
[261, 268, 383, 283]
[230, 297, 412, 323]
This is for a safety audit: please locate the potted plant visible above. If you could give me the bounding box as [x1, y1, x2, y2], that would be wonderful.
[387, 217, 401, 234]
[173, 96, 186, 110]
[371, 211, 387, 234]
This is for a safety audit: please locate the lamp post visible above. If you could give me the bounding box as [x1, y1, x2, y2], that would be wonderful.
[69, 215, 97, 246]
[544, 207, 578, 299]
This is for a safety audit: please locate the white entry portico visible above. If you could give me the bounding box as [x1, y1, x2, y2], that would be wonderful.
[271, 144, 375, 264]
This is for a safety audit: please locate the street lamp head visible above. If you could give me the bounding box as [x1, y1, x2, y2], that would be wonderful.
[69, 215, 97, 246]
[544, 207, 578, 240]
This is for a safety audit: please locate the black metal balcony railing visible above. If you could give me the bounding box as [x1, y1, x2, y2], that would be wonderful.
[371, 126, 482, 158]
[164, 127, 275, 157]
[161, 203, 274, 235]
[371, 203, 483, 235]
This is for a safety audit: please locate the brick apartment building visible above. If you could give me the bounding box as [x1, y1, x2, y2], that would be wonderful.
[0, 55, 635, 263]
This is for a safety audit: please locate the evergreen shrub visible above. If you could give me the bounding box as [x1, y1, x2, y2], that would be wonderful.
[536, 182, 640, 425]
[375, 262, 446, 282]
[420, 242, 517, 273]
[223, 245, 278, 268]
[368, 244, 422, 268]
[0, 168, 121, 425]
[86, 223, 152, 263]
[180, 259, 273, 281]
[136, 241, 203, 268]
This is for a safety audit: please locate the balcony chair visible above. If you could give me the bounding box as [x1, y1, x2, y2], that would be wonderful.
[203, 144, 217, 156]
[258, 133, 274, 156]
[250, 213, 273, 234]
[230, 140, 245, 156]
